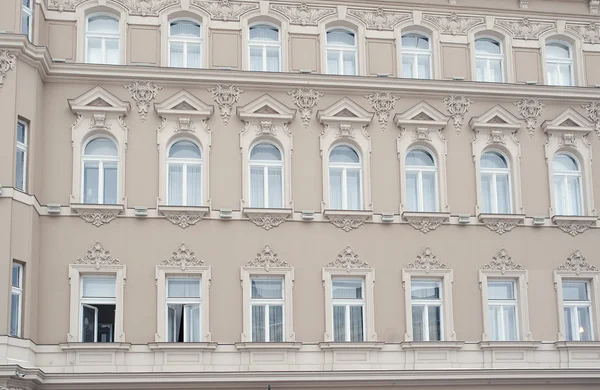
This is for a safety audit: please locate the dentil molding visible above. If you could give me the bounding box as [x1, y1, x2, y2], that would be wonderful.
[442, 95, 473, 133]
[76, 242, 122, 269]
[288, 88, 324, 128]
[365, 92, 398, 130]
[326, 246, 370, 271]
[245, 245, 290, 270]
[208, 84, 244, 125]
[348, 7, 410, 31]
[160, 243, 205, 270]
[482, 249, 524, 274]
[123, 81, 163, 122]
[271, 2, 335, 26]
[495, 18, 554, 40]
[557, 250, 598, 274]
[191, 0, 258, 21]
[514, 98, 546, 137]
[405, 247, 448, 272]
[0, 50, 16, 88]
[423, 12, 484, 36]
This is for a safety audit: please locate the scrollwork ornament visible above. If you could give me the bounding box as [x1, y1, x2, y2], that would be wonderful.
[165, 212, 202, 228]
[288, 88, 324, 128]
[271, 2, 334, 26]
[484, 220, 518, 235]
[514, 98, 545, 137]
[192, 0, 257, 21]
[483, 249, 524, 274]
[423, 12, 483, 35]
[123, 81, 163, 122]
[592, 0, 600, 14]
[406, 247, 448, 272]
[249, 214, 286, 230]
[442, 95, 473, 133]
[329, 216, 366, 232]
[76, 242, 122, 269]
[556, 221, 594, 236]
[326, 246, 370, 271]
[161, 243, 204, 270]
[48, 0, 82, 11]
[122, 0, 178, 16]
[558, 250, 598, 274]
[566, 22, 600, 44]
[79, 210, 118, 227]
[246, 245, 290, 270]
[495, 18, 553, 40]
[582, 101, 600, 136]
[408, 218, 442, 234]
[0, 50, 17, 87]
[365, 92, 398, 129]
[208, 84, 244, 125]
[348, 7, 409, 31]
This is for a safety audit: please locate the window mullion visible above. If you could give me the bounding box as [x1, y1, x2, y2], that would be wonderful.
[498, 304, 505, 341]
[423, 303, 430, 341]
[345, 304, 351, 342]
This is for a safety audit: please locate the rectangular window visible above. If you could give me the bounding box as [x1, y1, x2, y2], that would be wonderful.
[250, 277, 284, 342]
[10, 263, 24, 337]
[15, 120, 28, 192]
[563, 280, 593, 341]
[488, 280, 518, 341]
[22, 0, 33, 41]
[411, 280, 443, 341]
[80, 275, 116, 343]
[166, 276, 201, 342]
[332, 278, 364, 342]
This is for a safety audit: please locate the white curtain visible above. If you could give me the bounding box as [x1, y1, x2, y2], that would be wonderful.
[417, 55, 430, 79]
[252, 305, 266, 342]
[349, 306, 364, 342]
[560, 64, 572, 86]
[251, 279, 282, 299]
[269, 305, 283, 342]
[422, 171, 437, 212]
[187, 164, 201, 206]
[481, 173, 493, 213]
[168, 164, 183, 206]
[268, 167, 283, 208]
[332, 280, 362, 299]
[578, 307, 592, 341]
[266, 47, 280, 72]
[10, 294, 19, 336]
[185, 304, 201, 342]
[170, 42, 184, 67]
[567, 176, 582, 215]
[249, 47, 263, 71]
[488, 306, 500, 340]
[82, 276, 116, 298]
[346, 169, 360, 210]
[327, 51, 340, 75]
[105, 38, 119, 65]
[329, 169, 343, 209]
[412, 305, 425, 341]
[87, 37, 102, 64]
[343, 51, 356, 75]
[402, 55, 414, 78]
[333, 305, 346, 342]
[496, 174, 511, 213]
[187, 43, 201, 68]
[427, 305, 441, 341]
[103, 162, 118, 204]
[564, 307, 573, 341]
[168, 278, 200, 298]
[250, 167, 265, 208]
[406, 171, 418, 212]
[83, 162, 99, 204]
[502, 305, 517, 341]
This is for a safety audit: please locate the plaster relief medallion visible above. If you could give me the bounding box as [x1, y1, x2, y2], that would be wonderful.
[165, 212, 203, 228]
[560, 133, 577, 147]
[442, 95, 473, 133]
[0, 50, 17, 87]
[78, 210, 118, 227]
[557, 250, 598, 274]
[365, 92, 398, 130]
[48, 0, 83, 12]
[407, 218, 442, 234]
[245, 245, 290, 270]
[582, 101, 600, 137]
[520, 0, 529, 9]
[495, 18, 554, 40]
[406, 247, 448, 272]
[249, 214, 286, 230]
[329, 215, 367, 232]
[556, 220, 595, 236]
[288, 88, 324, 128]
[335, 124, 355, 139]
[423, 12, 484, 36]
[76, 242, 122, 269]
[255, 120, 277, 136]
[483, 220, 519, 235]
[208, 84, 244, 125]
[482, 249, 524, 274]
[412, 127, 432, 142]
[192, 0, 257, 21]
[591, 0, 600, 14]
[89, 113, 111, 130]
[271, 2, 335, 26]
[514, 98, 545, 137]
[566, 22, 600, 44]
[348, 7, 410, 31]
[123, 0, 178, 16]
[326, 246, 370, 271]
[160, 243, 204, 270]
[486, 129, 506, 144]
[175, 117, 196, 133]
[123, 80, 163, 122]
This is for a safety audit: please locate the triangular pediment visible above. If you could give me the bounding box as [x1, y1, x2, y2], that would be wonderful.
[317, 97, 373, 125]
[469, 105, 522, 131]
[559, 119, 579, 127]
[542, 107, 593, 133]
[335, 108, 358, 117]
[237, 94, 296, 122]
[394, 101, 449, 128]
[412, 112, 434, 121]
[155, 90, 213, 118]
[488, 115, 507, 124]
[68, 86, 131, 115]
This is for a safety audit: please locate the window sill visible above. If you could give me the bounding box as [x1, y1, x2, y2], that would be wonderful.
[323, 209, 373, 232]
[478, 341, 540, 350]
[478, 213, 525, 235]
[551, 215, 598, 236]
[148, 342, 217, 351]
[70, 203, 124, 214]
[158, 205, 210, 217]
[319, 342, 384, 351]
[243, 207, 293, 218]
[59, 342, 131, 351]
[402, 211, 450, 234]
[235, 342, 302, 351]
[401, 341, 464, 350]
[555, 341, 600, 349]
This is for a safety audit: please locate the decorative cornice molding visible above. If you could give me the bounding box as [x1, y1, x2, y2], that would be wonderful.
[165, 212, 203, 228]
[208, 84, 244, 125]
[423, 12, 484, 36]
[556, 220, 594, 236]
[160, 243, 204, 269]
[557, 250, 598, 274]
[365, 92, 398, 130]
[329, 215, 367, 232]
[271, 2, 335, 26]
[288, 88, 324, 128]
[514, 98, 545, 137]
[326, 246, 370, 270]
[495, 18, 554, 40]
[582, 101, 600, 137]
[348, 7, 410, 31]
[249, 214, 286, 230]
[566, 22, 600, 44]
[442, 95, 473, 133]
[245, 245, 290, 270]
[123, 81, 162, 122]
[483, 220, 519, 235]
[191, 0, 258, 21]
[0, 50, 16, 87]
[78, 209, 118, 227]
[406, 247, 448, 272]
[76, 242, 122, 269]
[482, 249, 524, 274]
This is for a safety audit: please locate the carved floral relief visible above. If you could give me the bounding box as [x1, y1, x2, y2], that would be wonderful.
[160, 243, 205, 270]
[123, 81, 163, 122]
[208, 84, 244, 125]
[442, 95, 473, 133]
[271, 2, 335, 26]
[365, 92, 398, 130]
[514, 98, 545, 137]
[76, 242, 122, 269]
[288, 88, 324, 128]
[0, 50, 17, 87]
[192, 0, 257, 21]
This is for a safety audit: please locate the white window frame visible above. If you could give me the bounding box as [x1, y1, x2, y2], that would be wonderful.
[249, 276, 285, 342]
[10, 262, 24, 337]
[486, 279, 519, 341]
[545, 40, 574, 87]
[328, 144, 363, 210]
[401, 32, 432, 79]
[168, 18, 202, 69]
[405, 147, 439, 212]
[22, 0, 33, 41]
[15, 120, 28, 192]
[165, 276, 202, 343]
[325, 28, 358, 76]
[166, 139, 203, 207]
[248, 23, 281, 72]
[81, 136, 119, 205]
[85, 13, 121, 65]
[79, 275, 117, 342]
[562, 280, 594, 341]
[552, 152, 584, 216]
[248, 142, 285, 208]
[474, 37, 504, 83]
[330, 278, 366, 342]
[480, 150, 513, 214]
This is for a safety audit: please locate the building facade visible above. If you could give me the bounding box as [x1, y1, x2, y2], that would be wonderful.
[1, 0, 600, 388]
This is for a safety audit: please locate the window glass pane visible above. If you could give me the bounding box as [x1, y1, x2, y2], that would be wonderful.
[422, 171, 437, 212]
[496, 174, 511, 214]
[412, 305, 425, 341]
[22, 14, 30, 37]
[250, 25, 279, 41]
[553, 174, 566, 215]
[402, 55, 414, 78]
[481, 173, 493, 213]
[187, 43, 201, 68]
[88, 15, 119, 33]
[168, 277, 200, 297]
[329, 168, 343, 209]
[333, 305, 346, 342]
[170, 42, 184, 68]
[564, 307, 574, 341]
[267, 167, 283, 208]
[23, 0, 31, 8]
[12, 265, 21, 288]
[350, 306, 364, 342]
[186, 304, 201, 342]
[169, 141, 201, 159]
[251, 305, 266, 342]
[567, 175, 582, 215]
[266, 46, 280, 72]
[327, 50, 340, 75]
[342, 51, 356, 75]
[10, 294, 19, 336]
[251, 279, 283, 299]
[83, 162, 99, 204]
[187, 164, 202, 206]
[411, 280, 441, 300]
[547, 43, 570, 59]
[17, 122, 26, 144]
[406, 149, 434, 166]
[103, 162, 118, 204]
[332, 279, 362, 299]
[168, 304, 182, 342]
[402, 34, 429, 49]
[85, 138, 118, 156]
[503, 305, 518, 341]
[563, 281, 589, 301]
[105, 39, 119, 65]
[428, 305, 442, 341]
[251, 143, 281, 160]
[476, 59, 485, 82]
[170, 21, 201, 37]
[249, 46, 263, 71]
[488, 306, 500, 341]
[16, 149, 25, 191]
[578, 307, 593, 341]
[82, 276, 116, 298]
[553, 154, 579, 171]
[490, 59, 502, 82]
[269, 305, 284, 342]
[327, 30, 355, 46]
[488, 280, 515, 300]
[417, 55, 430, 79]
[406, 171, 418, 212]
[82, 305, 96, 342]
[87, 37, 102, 64]
[475, 38, 501, 54]
[330, 145, 359, 163]
[559, 63, 572, 86]
[481, 152, 507, 169]
[250, 166, 265, 208]
[547, 65, 559, 86]
[346, 169, 361, 210]
[168, 164, 183, 206]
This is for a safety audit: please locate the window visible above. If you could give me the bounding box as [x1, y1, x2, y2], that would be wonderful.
[546, 42, 573, 86]
[22, 0, 33, 41]
[166, 276, 201, 342]
[326, 29, 357, 75]
[401, 33, 431, 79]
[553, 153, 583, 216]
[487, 280, 518, 341]
[10, 263, 23, 337]
[169, 20, 202, 68]
[82, 137, 118, 204]
[86, 14, 120, 65]
[250, 277, 284, 342]
[332, 278, 365, 342]
[475, 38, 503, 82]
[405, 149, 438, 212]
[249, 24, 280, 72]
[411, 280, 443, 341]
[167, 140, 202, 206]
[249, 143, 283, 208]
[562, 281, 593, 341]
[80, 275, 116, 343]
[480, 151, 512, 214]
[329, 145, 362, 210]
[15, 120, 28, 192]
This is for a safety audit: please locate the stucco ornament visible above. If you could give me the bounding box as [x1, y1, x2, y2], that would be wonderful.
[160, 243, 204, 270]
[249, 214, 286, 230]
[76, 242, 122, 269]
[271, 2, 335, 26]
[288, 88, 324, 128]
[326, 246, 370, 271]
[556, 220, 595, 237]
[245, 245, 290, 270]
[348, 7, 409, 31]
[165, 212, 202, 228]
[582, 101, 600, 136]
[591, 0, 600, 14]
[423, 12, 483, 36]
[406, 247, 448, 273]
[329, 215, 367, 232]
[78, 209, 118, 227]
[192, 0, 257, 21]
[567, 22, 600, 44]
[208, 84, 244, 125]
[0, 50, 17, 87]
[365, 92, 398, 129]
[48, 0, 82, 11]
[557, 250, 598, 274]
[484, 220, 519, 235]
[514, 98, 545, 137]
[482, 249, 524, 274]
[122, 0, 177, 16]
[495, 18, 554, 40]
[407, 218, 442, 234]
[123, 81, 163, 122]
[442, 95, 473, 133]
[520, 0, 529, 9]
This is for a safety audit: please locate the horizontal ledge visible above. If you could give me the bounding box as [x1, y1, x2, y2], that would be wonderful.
[59, 342, 131, 351]
[148, 342, 217, 351]
[555, 341, 600, 349]
[243, 207, 293, 217]
[401, 341, 465, 350]
[158, 205, 210, 216]
[324, 209, 374, 218]
[478, 213, 526, 222]
[235, 342, 302, 351]
[70, 203, 124, 214]
[402, 211, 451, 221]
[319, 341, 385, 350]
[478, 341, 541, 349]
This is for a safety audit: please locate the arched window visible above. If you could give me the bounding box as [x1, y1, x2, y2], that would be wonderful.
[475, 37, 503, 82]
[82, 137, 118, 204]
[249, 24, 280, 72]
[86, 14, 120, 65]
[405, 149, 438, 212]
[326, 29, 357, 76]
[169, 19, 202, 68]
[401, 33, 431, 79]
[480, 151, 512, 214]
[249, 143, 283, 208]
[167, 140, 202, 206]
[553, 153, 583, 216]
[329, 145, 361, 210]
[546, 41, 573, 86]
